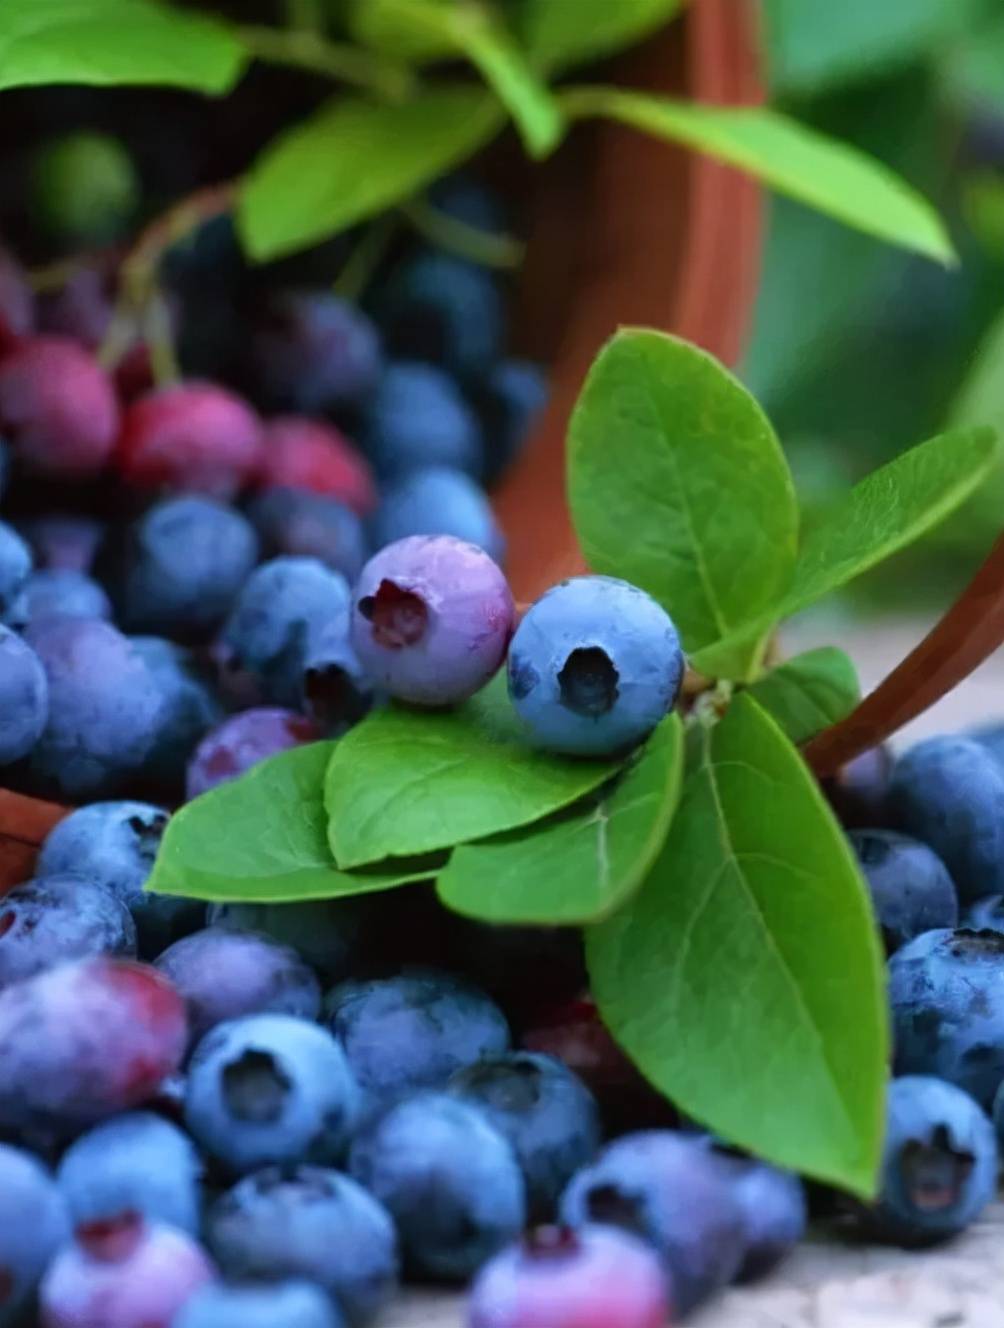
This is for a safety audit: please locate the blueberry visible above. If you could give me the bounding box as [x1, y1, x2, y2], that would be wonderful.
[258, 416, 376, 514]
[889, 927, 1004, 1106]
[215, 556, 351, 709]
[186, 708, 322, 801]
[371, 465, 504, 561]
[0, 520, 31, 623]
[476, 359, 549, 481]
[24, 617, 165, 800]
[0, 874, 136, 987]
[428, 174, 509, 235]
[508, 576, 684, 757]
[37, 801, 199, 958]
[302, 608, 374, 730]
[861, 1075, 998, 1245]
[467, 1225, 670, 1328]
[175, 1280, 345, 1328]
[889, 736, 1004, 902]
[449, 1052, 601, 1219]
[132, 637, 225, 795]
[155, 927, 320, 1047]
[206, 1165, 398, 1326]
[694, 1139, 806, 1282]
[251, 291, 382, 413]
[99, 496, 260, 637]
[559, 1131, 746, 1315]
[351, 535, 513, 706]
[366, 361, 483, 479]
[325, 968, 510, 1121]
[56, 1110, 202, 1235]
[970, 720, 1004, 771]
[349, 1092, 526, 1280]
[208, 898, 373, 983]
[0, 624, 47, 764]
[22, 568, 111, 624]
[0, 1144, 70, 1328]
[39, 1213, 215, 1328]
[848, 830, 958, 952]
[185, 1013, 359, 1174]
[0, 244, 35, 353]
[16, 513, 104, 573]
[375, 252, 503, 378]
[963, 894, 1004, 933]
[248, 488, 367, 582]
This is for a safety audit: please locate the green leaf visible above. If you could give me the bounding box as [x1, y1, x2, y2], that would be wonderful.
[436, 714, 684, 925]
[238, 84, 505, 261]
[0, 0, 245, 94]
[747, 648, 860, 745]
[326, 675, 619, 870]
[587, 694, 888, 1195]
[148, 743, 433, 903]
[567, 329, 798, 677]
[562, 88, 955, 265]
[515, 0, 682, 74]
[951, 308, 1004, 433]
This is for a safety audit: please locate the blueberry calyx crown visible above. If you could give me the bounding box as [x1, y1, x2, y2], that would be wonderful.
[899, 1125, 975, 1213]
[558, 646, 619, 719]
[358, 579, 428, 649]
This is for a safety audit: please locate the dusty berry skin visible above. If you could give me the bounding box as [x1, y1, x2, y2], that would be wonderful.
[208, 898, 373, 984]
[117, 382, 264, 499]
[889, 928, 1004, 1107]
[0, 337, 119, 478]
[560, 1131, 746, 1315]
[39, 1213, 215, 1328]
[862, 1076, 998, 1246]
[185, 1012, 360, 1174]
[132, 638, 225, 796]
[351, 535, 513, 706]
[889, 736, 1004, 903]
[0, 246, 34, 354]
[848, 830, 958, 953]
[175, 1280, 345, 1328]
[0, 1144, 70, 1328]
[0, 624, 47, 764]
[366, 362, 484, 479]
[468, 1225, 671, 1328]
[215, 556, 352, 709]
[56, 1111, 203, 1236]
[0, 874, 136, 988]
[963, 894, 1004, 933]
[350, 1092, 526, 1282]
[302, 609, 374, 730]
[476, 359, 549, 482]
[448, 1052, 601, 1220]
[100, 496, 260, 637]
[372, 466, 504, 563]
[248, 489, 367, 582]
[17, 514, 105, 574]
[508, 576, 684, 758]
[0, 958, 188, 1134]
[251, 292, 382, 413]
[186, 708, 322, 801]
[24, 617, 164, 800]
[206, 1165, 398, 1327]
[258, 417, 377, 514]
[0, 519, 31, 623]
[325, 968, 511, 1123]
[23, 569, 111, 623]
[155, 927, 321, 1047]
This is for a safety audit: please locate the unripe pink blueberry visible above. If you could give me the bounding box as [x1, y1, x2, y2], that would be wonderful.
[258, 417, 377, 514]
[351, 535, 514, 706]
[186, 707, 322, 800]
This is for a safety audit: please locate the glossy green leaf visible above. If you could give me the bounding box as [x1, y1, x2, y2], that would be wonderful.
[0, 0, 245, 93]
[588, 695, 888, 1195]
[148, 743, 433, 903]
[238, 85, 505, 261]
[951, 308, 1004, 434]
[515, 0, 682, 73]
[568, 329, 798, 677]
[348, 0, 456, 61]
[326, 675, 619, 869]
[562, 88, 955, 265]
[748, 648, 860, 745]
[436, 714, 684, 925]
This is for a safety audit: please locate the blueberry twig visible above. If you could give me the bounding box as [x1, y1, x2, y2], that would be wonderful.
[399, 197, 525, 269]
[237, 24, 414, 101]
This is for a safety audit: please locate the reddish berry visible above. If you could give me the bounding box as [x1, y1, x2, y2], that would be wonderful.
[0, 246, 34, 353]
[258, 417, 376, 514]
[186, 707, 322, 800]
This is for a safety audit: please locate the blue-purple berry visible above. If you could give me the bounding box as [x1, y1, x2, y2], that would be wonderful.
[175, 1280, 345, 1328]
[848, 829, 958, 953]
[371, 465, 504, 562]
[252, 291, 382, 413]
[132, 636, 225, 794]
[0, 874, 135, 988]
[366, 361, 483, 479]
[248, 487, 367, 583]
[302, 606, 374, 729]
[0, 1143, 71, 1328]
[0, 624, 47, 764]
[208, 898, 374, 983]
[0, 518, 31, 623]
[23, 568, 111, 623]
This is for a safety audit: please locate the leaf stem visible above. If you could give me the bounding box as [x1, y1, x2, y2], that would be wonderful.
[237, 24, 414, 100]
[283, 0, 323, 35]
[332, 215, 399, 303]
[400, 197, 525, 269]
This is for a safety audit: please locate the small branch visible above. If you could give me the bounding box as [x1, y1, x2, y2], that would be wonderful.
[283, 0, 323, 35]
[400, 197, 525, 269]
[237, 25, 414, 100]
[333, 215, 399, 303]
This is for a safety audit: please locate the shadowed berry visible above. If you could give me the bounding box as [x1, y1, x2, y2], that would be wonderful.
[132, 637, 225, 796]
[963, 894, 1004, 932]
[251, 291, 382, 413]
[825, 745, 893, 828]
[0, 874, 135, 988]
[849, 830, 958, 953]
[175, 1280, 345, 1328]
[186, 708, 322, 800]
[248, 489, 367, 582]
[0, 624, 47, 764]
[17, 514, 105, 574]
[302, 607, 374, 730]
[371, 466, 504, 562]
[366, 361, 483, 478]
[0, 245, 34, 353]
[375, 252, 503, 378]
[258, 417, 376, 514]
[208, 897, 374, 984]
[23, 569, 111, 623]
[476, 359, 549, 482]
[0, 1144, 70, 1328]
[0, 520, 31, 623]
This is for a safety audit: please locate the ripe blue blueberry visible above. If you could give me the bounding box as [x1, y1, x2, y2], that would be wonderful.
[208, 898, 374, 983]
[864, 1076, 997, 1245]
[449, 1051, 601, 1219]
[175, 1280, 345, 1328]
[0, 624, 47, 764]
[56, 1110, 203, 1235]
[186, 707, 322, 800]
[0, 519, 31, 623]
[560, 1130, 745, 1315]
[132, 637, 225, 795]
[848, 830, 958, 952]
[890, 736, 1004, 902]
[694, 1139, 806, 1282]
[477, 359, 549, 482]
[508, 576, 684, 757]
[366, 361, 483, 479]
[350, 535, 514, 706]
[375, 252, 503, 378]
[889, 928, 1004, 1106]
[206, 1165, 398, 1327]
[467, 1225, 670, 1328]
[0, 874, 135, 988]
[185, 1013, 359, 1174]
[0, 1143, 71, 1328]
[248, 487, 367, 583]
[302, 607, 374, 730]
[23, 568, 111, 623]
[349, 1092, 526, 1281]
[155, 927, 321, 1047]
[371, 465, 504, 562]
[963, 894, 1004, 932]
[251, 290, 382, 412]
[325, 967, 510, 1121]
